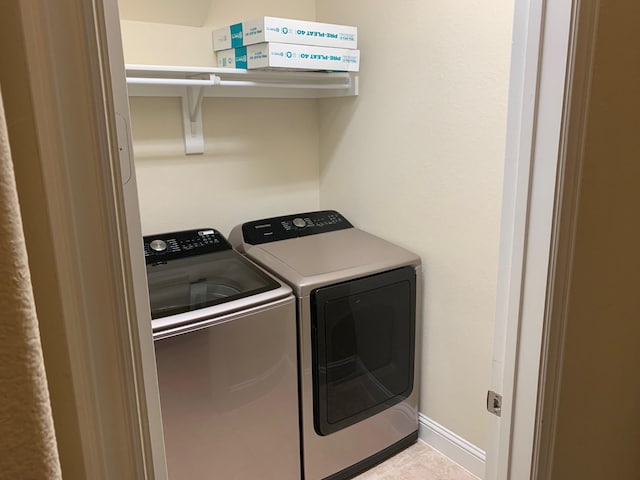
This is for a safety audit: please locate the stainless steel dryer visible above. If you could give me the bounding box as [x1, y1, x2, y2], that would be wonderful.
[230, 211, 421, 480]
[144, 228, 300, 480]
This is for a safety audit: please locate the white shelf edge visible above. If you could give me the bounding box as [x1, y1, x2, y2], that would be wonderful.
[124, 64, 358, 155]
[124, 64, 358, 98]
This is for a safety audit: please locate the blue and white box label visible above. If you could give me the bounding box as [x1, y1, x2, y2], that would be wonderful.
[213, 16, 358, 51]
[216, 42, 360, 71]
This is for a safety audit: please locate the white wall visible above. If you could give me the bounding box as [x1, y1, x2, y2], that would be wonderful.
[316, 1, 513, 449]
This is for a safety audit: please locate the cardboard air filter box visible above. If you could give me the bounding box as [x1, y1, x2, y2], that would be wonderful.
[216, 43, 360, 72]
[213, 16, 358, 51]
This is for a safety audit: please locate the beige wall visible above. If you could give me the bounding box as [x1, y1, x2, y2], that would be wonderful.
[121, 21, 217, 66]
[119, 0, 319, 67]
[130, 96, 320, 236]
[316, 2, 513, 448]
[119, 0, 514, 451]
[119, 0, 320, 236]
[550, 1, 640, 478]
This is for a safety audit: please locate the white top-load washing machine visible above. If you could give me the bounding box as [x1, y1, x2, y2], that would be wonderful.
[230, 211, 422, 480]
[144, 228, 300, 480]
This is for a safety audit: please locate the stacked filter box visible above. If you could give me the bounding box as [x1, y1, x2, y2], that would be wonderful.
[213, 17, 359, 72]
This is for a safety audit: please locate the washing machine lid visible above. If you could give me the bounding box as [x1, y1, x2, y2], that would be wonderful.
[230, 212, 421, 296]
[144, 228, 291, 332]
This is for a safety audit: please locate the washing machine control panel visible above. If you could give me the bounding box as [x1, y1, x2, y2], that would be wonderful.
[143, 228, 231, 264]
[242, 210, 353, 245]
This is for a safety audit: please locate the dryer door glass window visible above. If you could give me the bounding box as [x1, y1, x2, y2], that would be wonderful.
[311, 266, 416, 436]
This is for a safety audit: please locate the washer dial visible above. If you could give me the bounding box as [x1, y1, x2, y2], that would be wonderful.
[150, 239, 167, 252]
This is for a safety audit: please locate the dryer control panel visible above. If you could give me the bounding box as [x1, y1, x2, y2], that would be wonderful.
[242, 210, 353, 245]
[143, 228, 231, 264]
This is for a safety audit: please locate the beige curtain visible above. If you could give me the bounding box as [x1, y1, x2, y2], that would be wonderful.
[0, 89, 62, 478]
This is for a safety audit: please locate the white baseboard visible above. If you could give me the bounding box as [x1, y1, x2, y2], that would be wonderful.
[418, 413, 486, 479]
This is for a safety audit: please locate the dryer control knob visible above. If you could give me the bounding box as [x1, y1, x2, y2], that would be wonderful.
[150, 239, 167, 252]
[292, 218, 306, 228]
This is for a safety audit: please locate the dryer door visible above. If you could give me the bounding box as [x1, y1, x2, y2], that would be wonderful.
[311, 266, 416, 436]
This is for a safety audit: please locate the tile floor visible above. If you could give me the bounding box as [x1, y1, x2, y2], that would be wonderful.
[353, 440, 479, 480]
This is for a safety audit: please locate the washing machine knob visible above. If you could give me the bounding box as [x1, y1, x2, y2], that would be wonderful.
[150, 239, 167, 252]
[292, 218, 306, 228]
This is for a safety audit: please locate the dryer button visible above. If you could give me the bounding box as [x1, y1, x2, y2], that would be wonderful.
[292, 217, 306, 228]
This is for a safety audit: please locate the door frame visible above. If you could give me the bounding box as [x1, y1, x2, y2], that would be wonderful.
[2, 0, 167, 478]
[486, 0, 599, 478]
